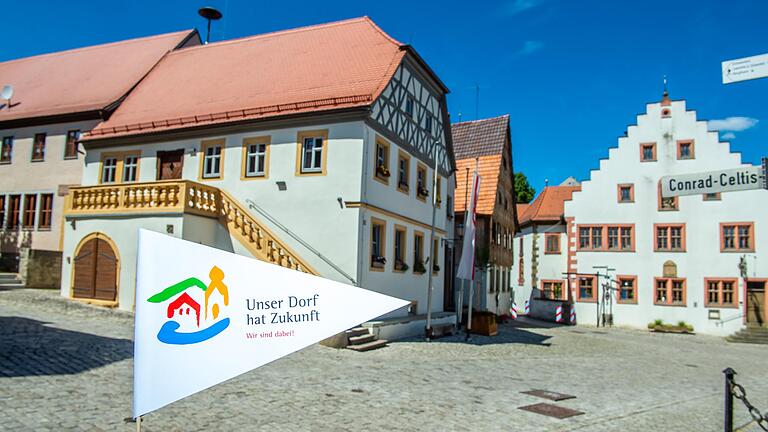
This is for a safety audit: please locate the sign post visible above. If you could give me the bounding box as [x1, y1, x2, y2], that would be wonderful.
[660, 165, 765, 198]
[722, 53, 768, 84]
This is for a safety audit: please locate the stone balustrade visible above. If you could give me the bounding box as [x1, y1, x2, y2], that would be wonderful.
[66, 180, 219, 218]
[65, 180, 316, 275]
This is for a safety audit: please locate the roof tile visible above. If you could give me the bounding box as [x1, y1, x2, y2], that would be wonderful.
[453, 155, 502, 216]
[87, 17, 406, 139]
[0, 30, 196, 123]
[451, 115, 510, 159]
[519, 186, 581, 225]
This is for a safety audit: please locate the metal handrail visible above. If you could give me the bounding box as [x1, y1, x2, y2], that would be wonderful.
[245, 198, 357, 285]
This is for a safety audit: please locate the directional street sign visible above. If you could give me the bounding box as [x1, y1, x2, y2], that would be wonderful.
[660, 165, 765, 198]
[722, 53, 768, 84]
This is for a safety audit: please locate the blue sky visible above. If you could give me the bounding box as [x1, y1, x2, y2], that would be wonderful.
[3, 0, 766, 193]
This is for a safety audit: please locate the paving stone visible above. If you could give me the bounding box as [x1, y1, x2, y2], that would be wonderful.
[0, 289, 766, 431]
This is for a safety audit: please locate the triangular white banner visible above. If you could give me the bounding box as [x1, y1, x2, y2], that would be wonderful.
[133, 229, 408, 418]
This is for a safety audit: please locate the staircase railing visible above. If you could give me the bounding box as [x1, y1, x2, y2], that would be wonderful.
[219, 191, 318, 275]
[65, 180, 316, 276]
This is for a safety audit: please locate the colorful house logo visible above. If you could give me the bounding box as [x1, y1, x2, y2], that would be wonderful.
[147, 266, 230, 345]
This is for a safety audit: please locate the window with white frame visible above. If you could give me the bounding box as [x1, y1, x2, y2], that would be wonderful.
[203, 143, 222, 178]
[101, 157, 118, 183]
[302, 136, 324, 173]
[246, 143, 267, 177]
[122, 155, 139, 182]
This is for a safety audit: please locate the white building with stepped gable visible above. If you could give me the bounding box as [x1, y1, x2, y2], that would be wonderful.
[559, 91, 766, 336]
[60, 17, 457, 339]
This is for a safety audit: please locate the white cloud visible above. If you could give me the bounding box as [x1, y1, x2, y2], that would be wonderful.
[516, 40, 544, 56]
[707, 116, 759, 132]
[506, 0, 543, 15]
[721, 132, 736, 140]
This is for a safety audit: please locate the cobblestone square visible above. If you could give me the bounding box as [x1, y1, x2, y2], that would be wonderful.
[1, 289, 766, 431]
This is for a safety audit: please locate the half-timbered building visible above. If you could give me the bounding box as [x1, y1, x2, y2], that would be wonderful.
[60, 18, 456, 338]
[452, 115, 519, 316]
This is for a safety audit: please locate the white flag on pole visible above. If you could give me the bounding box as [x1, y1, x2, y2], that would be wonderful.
[456, 169, 480, 281]
[133, 229, 408, 418]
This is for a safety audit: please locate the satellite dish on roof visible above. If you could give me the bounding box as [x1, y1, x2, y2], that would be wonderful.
[1, 85, 12, 101]
[198, 6, 223, 45]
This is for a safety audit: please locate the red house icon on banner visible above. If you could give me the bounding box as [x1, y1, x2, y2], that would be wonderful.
[167, 292, 201, 327]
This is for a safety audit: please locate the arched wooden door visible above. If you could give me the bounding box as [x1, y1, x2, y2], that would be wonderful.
[73, 235, 118, 302]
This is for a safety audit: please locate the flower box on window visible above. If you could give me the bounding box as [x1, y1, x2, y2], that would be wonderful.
[394, 260, 409, 272]
[417, 186, 429, 198]
[376, 165, 391, 178]
[414, 260, 426, 274]
[432, 263, 440, 272]
[371, 255, 386, 268]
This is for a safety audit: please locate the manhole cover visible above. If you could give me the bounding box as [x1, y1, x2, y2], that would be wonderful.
[518, 403, 584, 419]
[521, 389, 576, 401]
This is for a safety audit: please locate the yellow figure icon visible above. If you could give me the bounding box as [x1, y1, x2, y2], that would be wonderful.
[204, 265, 229, 320]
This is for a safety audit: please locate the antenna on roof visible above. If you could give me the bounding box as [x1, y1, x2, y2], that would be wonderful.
[198, 6, 223, 44]
[1, 85, 13, 110]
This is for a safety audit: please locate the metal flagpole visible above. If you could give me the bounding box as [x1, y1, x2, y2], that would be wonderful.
[425, 140, 440, 340]
[466, 276, 474, 340]
[465, 158, 479, 341]
[456, 166, 470, 329]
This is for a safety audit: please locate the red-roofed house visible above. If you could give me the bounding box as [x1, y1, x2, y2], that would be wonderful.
[512, 184, 580, 317]
[0, 30, 199, 289]
[451, 115, 519, 316]
[60, 18, 457, 338]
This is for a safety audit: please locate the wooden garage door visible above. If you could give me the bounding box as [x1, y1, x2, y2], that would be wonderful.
[73, 237, 118, 301]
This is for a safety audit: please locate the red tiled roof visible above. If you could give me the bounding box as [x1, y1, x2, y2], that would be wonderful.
[516, 203, 529, 216]
[454, 155, 502, 216]
[451, 115, 510, 159]
[519, 186, 581, 225]
[86, 17, 409, 140]
[0, 30, 196, 124]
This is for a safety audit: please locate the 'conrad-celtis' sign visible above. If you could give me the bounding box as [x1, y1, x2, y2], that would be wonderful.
[660, 165, 764, 198]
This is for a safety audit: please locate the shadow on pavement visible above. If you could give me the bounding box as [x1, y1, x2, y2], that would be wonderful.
[0, 316, 132, 377]
[399, 321, 554, 346]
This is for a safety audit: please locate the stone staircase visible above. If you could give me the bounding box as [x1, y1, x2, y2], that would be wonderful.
[345, 327, 389, 352]
[726, 326, 768, 345]
[0, 273, 23, 289]
[218, 190, 317, 275]
[65, 180, 318, 277]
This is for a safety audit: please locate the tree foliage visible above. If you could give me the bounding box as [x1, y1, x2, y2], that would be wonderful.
[514, 172, 536, 204]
